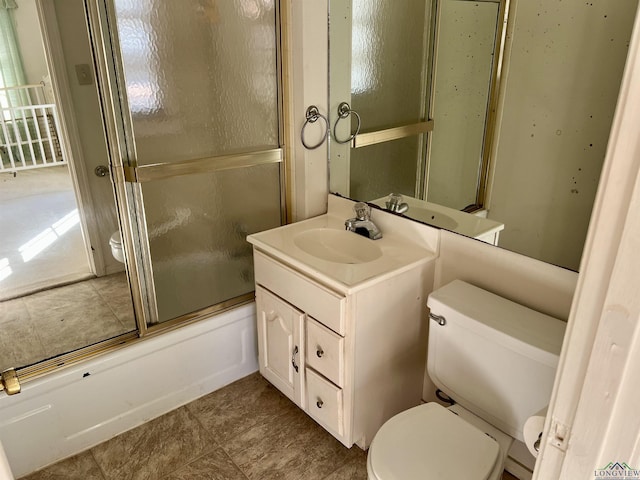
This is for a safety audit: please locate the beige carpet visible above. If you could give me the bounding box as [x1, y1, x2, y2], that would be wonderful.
[0, 165, 91, 301]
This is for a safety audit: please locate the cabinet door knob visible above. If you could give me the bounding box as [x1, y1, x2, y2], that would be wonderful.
[316, 399, 323, 409]
[316, 347, 324, 358]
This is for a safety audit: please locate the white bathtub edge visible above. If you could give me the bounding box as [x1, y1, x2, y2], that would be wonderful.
[0, 303, 258, 478]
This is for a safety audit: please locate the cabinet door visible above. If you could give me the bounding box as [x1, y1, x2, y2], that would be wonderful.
[255, 286, 305, 407]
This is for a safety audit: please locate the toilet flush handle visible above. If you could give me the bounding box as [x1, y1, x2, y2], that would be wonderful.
[429, 313, 446, 326]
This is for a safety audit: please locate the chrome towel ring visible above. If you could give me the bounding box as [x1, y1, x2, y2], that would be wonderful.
[333, 102, 361, 144]
[301, 105, 329, 150]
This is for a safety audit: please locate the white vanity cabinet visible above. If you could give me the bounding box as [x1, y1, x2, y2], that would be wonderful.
[252, 247, 433, 448]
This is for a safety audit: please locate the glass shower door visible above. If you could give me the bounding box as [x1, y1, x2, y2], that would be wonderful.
[100, 0, 283, 326]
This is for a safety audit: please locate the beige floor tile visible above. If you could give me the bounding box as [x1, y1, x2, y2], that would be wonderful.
[21, 451, 104, 480]
[164, 447, 248, 480]
[22, 282, 100, 315]
[322, 453, 368, 480]
[187, 372, 299, 443]
[0, 317, 46, 371]
[0, 297, 46, 370]
[223, 404, 360, 480]
[23, 282, 128, 358]
[89, 273, 136, 331]
[0, 297, 30, 325]
[91, 407, 216, 480]
[1, 274, 134, 369]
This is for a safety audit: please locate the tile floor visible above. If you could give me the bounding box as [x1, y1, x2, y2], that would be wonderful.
[20, 373, 521, 480]
[0, 272, 135, 372]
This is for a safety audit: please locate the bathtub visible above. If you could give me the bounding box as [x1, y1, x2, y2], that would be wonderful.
[0, 303, 258, 478]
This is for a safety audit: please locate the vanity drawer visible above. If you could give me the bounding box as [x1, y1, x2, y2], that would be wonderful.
[254, 250, 346, 335]
[306, 368, 343, 437]
[306, 317, 344, 387]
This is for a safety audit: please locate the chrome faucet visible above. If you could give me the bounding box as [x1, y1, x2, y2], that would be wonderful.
[345, 202, 383, 240]
[385, 193, 409, 214]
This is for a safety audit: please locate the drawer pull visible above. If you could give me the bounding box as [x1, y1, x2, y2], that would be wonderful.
[292, 345, 299, 373]
[316, 399, 324, 409]
[316, 347, 324, 358]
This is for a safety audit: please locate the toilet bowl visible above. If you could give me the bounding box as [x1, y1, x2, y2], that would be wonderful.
[367, 280, 566, 480]
[367, 403, 513, 480]
[109, 231, 125, 263]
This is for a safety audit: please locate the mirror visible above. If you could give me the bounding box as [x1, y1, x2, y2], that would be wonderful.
[0, 0, 136, 372]
[329, 0, 638, 271]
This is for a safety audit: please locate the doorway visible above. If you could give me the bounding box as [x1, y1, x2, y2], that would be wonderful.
[0, 0, 136, 372]
[0, 2, 91, 300]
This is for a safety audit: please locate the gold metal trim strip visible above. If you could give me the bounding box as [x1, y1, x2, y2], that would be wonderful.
[125, 149, 283, 183]
[352, 121, 434, 149]
[476, 0, 511, 207]
[12, 331, 139, 385]
[13, 292, 254, 386]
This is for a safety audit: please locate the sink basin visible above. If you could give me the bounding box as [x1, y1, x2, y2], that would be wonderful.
[293, 228, 383, 264]
[408, 207, 459, 230]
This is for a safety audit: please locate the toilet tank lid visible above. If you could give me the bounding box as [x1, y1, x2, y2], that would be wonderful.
[427, 280, 566, 356]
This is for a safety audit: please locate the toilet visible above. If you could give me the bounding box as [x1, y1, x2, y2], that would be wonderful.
[109, 231, 125, 263]
[367, 280, 566, 480]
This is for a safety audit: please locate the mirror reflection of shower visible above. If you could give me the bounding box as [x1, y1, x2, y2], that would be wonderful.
[0, 0, 135, 372]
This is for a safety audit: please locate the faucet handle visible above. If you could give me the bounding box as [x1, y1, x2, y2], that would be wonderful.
[386, 193, 403, 209]
[353, 202, 371, 221]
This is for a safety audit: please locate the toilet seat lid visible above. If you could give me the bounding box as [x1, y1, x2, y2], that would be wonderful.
[369, 402, 500, 480]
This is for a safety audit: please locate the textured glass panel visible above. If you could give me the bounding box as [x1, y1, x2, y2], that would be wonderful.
[427, 1, 499, 210]
[351, 0, 428, 130]
[113, 0, 279, 164]
[350, 136, 420, 201]
[141, 163, 281, 323]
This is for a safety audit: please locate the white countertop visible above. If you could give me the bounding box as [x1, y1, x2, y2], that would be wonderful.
[247, 214, 436, 294]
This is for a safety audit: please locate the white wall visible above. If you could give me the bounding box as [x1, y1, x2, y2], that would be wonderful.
[436, 230, 577, 321]
[12, 0, 47, 85]
[287, 0, 329, 221]
[488, 0, 638, 271]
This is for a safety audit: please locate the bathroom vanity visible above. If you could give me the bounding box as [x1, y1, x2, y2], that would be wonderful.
[247, 210, 436, 448]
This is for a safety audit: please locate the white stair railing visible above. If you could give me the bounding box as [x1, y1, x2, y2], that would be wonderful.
[0, 83, 65, 173]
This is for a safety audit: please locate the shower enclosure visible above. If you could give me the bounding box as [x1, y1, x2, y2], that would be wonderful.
[1, 0, 285, 391]
[92, 0, 284, 330]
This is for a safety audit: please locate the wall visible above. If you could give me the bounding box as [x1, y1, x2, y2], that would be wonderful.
[287, 0, 329, 221]
[488, 0, 638, 271]
[12, 0, 47, 85]
[436, 230, 577, 321]
[534, 2, 640, 475]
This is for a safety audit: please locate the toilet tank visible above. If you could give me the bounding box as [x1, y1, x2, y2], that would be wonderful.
[426, 280, 566, 442]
